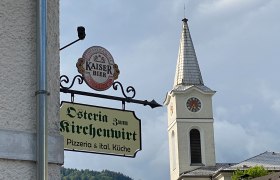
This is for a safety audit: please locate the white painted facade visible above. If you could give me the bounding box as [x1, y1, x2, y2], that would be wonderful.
[0, 0, 63, 179]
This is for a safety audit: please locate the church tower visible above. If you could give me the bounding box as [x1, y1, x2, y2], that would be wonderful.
[164, 18, 216, 180]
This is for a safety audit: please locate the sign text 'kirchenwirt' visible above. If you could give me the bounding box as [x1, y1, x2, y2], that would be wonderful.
[60, 102, 141, 157]
[76, 46, 120, 91]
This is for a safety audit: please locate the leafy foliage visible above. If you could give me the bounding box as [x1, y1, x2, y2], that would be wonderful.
[231, 166, 269, 180]
[61, 167, 133, 180]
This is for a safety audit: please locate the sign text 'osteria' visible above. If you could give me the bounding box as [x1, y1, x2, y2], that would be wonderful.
[60, 102, 141, 157]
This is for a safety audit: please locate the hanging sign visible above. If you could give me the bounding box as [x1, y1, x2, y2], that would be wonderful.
[60, 101, 141, 157]
[76, 46, 120, 91]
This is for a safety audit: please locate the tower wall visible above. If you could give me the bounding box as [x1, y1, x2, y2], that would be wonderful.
[168, 124, 180, 180]
[174, 90, 214, 119]
[176, 120, 216, 173]
[166, 89, 216, 180]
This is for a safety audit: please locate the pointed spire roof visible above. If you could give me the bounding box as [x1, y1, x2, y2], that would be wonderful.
[173, 18, 204, 87]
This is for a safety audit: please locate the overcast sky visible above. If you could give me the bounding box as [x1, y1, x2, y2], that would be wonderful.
[60, 1, 280, 179]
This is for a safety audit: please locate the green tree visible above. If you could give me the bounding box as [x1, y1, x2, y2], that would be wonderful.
[60, 167, 133, 180]
[232, 166, 269, 180]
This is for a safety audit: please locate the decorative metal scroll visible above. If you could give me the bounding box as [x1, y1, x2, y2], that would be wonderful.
[60, 75, 161, 110]
[112, 81, 136, 99]
[60, 75, 84, 89]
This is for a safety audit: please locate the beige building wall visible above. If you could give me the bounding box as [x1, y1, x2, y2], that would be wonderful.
[0, 0, 63, 179]
[215, 172, 233, 180]
[181, 177, 209, 180]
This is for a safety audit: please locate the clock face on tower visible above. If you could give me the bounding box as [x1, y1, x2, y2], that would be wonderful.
[186, 97, 201, 112]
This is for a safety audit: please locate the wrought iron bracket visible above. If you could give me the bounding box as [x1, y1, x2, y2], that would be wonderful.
[60, 75, 162, 110]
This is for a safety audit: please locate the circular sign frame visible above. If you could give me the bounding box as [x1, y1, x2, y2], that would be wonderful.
[76, 46, 120, 91]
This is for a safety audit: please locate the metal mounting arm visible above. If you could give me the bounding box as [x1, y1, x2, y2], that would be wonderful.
[60, 26, 86, 51]
[60, 88, 162, 109]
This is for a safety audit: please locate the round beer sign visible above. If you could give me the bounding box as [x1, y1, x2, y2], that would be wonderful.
[76, 46, 120, 91]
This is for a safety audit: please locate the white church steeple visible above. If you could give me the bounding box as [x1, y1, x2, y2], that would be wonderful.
[164, 19, 216, 180]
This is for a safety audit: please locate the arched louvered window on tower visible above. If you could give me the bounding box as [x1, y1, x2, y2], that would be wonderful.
[190, 129, 202, 164]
